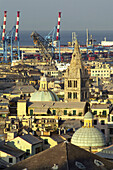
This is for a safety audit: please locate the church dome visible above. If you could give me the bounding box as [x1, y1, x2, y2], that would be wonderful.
[71, 111, 105, 148]
[30, 89, 59, 102]
[30, 74, 59, 102]
[71, 127, 105, 147]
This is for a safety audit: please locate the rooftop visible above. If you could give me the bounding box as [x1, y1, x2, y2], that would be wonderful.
[5, 142, 113, 170]
[18, 134, 42, 145]
[0, 144, 25, 157]
[28, 101, 86, 109]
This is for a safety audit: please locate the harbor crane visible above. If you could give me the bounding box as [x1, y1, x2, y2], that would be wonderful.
[0, 11, 20, 63]
[0, 11, 7, 62]
[45, 12, 62, 61]
[31, 31, 53, 64]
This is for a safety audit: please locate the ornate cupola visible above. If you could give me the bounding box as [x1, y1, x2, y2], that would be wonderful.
[39, 74, 48, 91]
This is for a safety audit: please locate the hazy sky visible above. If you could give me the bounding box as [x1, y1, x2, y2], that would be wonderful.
[1, 0, 113, 31]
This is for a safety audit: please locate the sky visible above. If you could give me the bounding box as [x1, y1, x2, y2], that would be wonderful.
[1, 0, 113, 31]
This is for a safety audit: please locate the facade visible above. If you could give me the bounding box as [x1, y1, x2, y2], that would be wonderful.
[0, 144, 25, 165]
[7, 134, 43, 156]
[27, 101, 86, 117]
[0, 97, 9, 118]
[64, 40, 89, 102]
[91, 63, 110, 78]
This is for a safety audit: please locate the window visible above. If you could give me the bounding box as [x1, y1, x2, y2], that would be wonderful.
[30, 109, 33, 116]
[93, 111, 97, 115]
[73, 92, 77, 99]
[17, 140, 20, 144]
[101, 120, 105, 125]
[85, 92, 87, 99]
[73, 110, 76, 115]
[53, 110, 56, 115]
[64, 110, 67, 115]
[112, 116, 113, 122]
[9, 158, 13, 163]
[110, 128, 113, 134]
[68, 92, 72, 99]
[74, 81, 77, 88]
[68, 80, 72, 87]
[26, 149, 30, 155]
[103, 110, 106, 116]
[94, 120, 97, 125]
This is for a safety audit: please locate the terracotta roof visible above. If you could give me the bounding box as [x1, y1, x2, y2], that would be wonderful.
[5, 142, 113, 170]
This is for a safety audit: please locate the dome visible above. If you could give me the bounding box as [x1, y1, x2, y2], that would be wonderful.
[71, 127, 105, 147]
[84, 111, 94, 120]
[30, 89, 59, 102]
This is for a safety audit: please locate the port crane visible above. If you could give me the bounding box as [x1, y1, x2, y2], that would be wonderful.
[45, 12, 62, 61]
[31, 31, 53, 64]
[0, 11, 20, 63]
[0, 11, 7, 62]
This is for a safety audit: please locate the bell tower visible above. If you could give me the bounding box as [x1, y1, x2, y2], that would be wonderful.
[64, 39, 89, 102]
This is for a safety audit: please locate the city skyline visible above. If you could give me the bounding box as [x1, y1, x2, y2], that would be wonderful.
[1, 0, 113, 31]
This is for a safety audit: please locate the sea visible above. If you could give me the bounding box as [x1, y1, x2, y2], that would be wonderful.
[19, 30, 113, 46]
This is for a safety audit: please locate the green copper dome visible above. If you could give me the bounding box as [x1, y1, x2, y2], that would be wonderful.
[71, 127, 105, 147]
[30, 89, 59, 102]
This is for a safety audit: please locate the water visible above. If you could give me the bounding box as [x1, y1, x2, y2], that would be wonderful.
[19, 30, 113, 46]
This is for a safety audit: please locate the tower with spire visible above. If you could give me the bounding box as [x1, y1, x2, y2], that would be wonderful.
[64, 39, 89, 102]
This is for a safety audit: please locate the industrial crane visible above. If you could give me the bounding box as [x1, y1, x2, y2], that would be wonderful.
[0, 11, 20, 63]
[31, 31, 53, 64]
[45, 12, 62, 61]
[0, 11, 7, 62]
